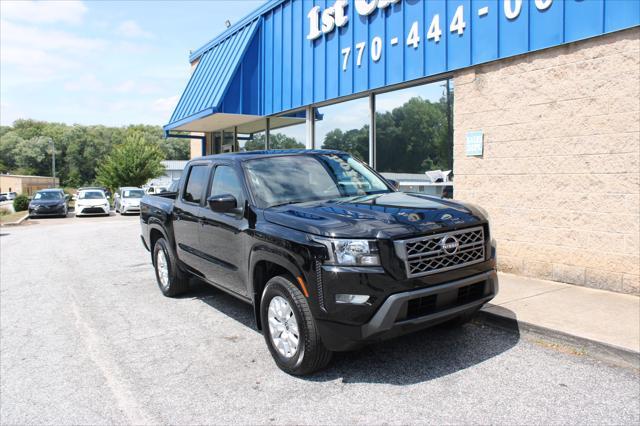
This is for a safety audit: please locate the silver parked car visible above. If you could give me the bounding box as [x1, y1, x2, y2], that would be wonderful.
[114, 187, 145, 215]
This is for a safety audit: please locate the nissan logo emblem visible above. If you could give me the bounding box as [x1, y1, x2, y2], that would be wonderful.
[439, 235, 460, 255]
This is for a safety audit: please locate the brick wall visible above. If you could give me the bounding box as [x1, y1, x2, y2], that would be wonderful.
[453, 28, 639, 295]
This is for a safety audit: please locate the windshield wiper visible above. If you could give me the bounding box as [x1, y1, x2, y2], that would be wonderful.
[268, 199, 310, 208]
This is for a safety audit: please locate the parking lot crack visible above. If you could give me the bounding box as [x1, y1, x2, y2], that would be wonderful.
[69, 298, 159, 425]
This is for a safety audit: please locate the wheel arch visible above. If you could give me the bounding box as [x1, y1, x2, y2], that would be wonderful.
[249, 248, 305, 331]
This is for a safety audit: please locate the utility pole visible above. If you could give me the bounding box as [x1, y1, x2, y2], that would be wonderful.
[48, 138, 56, 188]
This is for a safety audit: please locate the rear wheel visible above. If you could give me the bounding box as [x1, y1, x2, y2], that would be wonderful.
[153, 237, 190, 297]
[260, 275, 332, 375]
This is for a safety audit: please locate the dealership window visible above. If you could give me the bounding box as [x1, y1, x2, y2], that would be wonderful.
[375, 80, 453, 197]
[315, 97, 369, 162]
[269, 110, 306, 149]
[238, 119, 268, 151]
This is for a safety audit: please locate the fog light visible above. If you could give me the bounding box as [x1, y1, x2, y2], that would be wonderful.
[335, 294, 370, 304]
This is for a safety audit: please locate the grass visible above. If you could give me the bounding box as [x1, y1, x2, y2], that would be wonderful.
[0, 210, 28, 225]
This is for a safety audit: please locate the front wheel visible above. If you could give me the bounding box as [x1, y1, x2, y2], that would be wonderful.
[260, 275, 332, 376]
[153, 237, 190, 297]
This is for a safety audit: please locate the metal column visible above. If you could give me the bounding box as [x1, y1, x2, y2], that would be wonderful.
[306, 105, 315, 149]
[368, 93, 376, 169]
[265, 117, 270, 149]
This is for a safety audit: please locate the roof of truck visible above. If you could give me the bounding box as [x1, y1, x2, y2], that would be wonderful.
[198, 149, 347, 161]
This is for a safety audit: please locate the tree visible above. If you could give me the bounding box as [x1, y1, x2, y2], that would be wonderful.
[243, 133, 304, 151]
[0, 120, 188, 187]
[320, 127, 369, 161]
[96, 130, 165, 190]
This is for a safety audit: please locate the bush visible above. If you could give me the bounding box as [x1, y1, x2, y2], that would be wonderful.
[0, 208, 10, 217]
[13, 194, 29, 212]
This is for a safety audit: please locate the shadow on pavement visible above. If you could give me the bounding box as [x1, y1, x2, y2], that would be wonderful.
[187, 278, 521, 385]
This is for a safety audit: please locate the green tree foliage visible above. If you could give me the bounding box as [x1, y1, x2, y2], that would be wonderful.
[375, 97, 451, 173]
[96, 130, 165, 190]
[244, 133, 305, 151]
[319, 96, 452, 172]
[320, 127, 369, 161]
[13, 194, 29, 212]
[0, 120, 189, 186]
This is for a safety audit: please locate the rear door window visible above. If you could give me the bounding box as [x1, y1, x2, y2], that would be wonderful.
[182, 165, 209, 204]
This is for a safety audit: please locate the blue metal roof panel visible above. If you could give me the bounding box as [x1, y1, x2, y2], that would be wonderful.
[166, 18, 260, 128]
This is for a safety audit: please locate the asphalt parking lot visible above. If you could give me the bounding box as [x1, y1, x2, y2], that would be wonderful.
[1, 215, 639, 425]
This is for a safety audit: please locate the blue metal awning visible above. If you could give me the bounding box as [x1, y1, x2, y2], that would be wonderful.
[164, 18, 261, 133]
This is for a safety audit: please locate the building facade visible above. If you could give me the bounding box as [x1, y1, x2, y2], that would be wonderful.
[0, 175, 60, 196]
[165, 0, 639, 294]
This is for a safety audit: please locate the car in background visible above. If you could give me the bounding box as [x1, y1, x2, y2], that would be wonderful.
[0, 192, 18, 201]
[75, 189, 110, 217]
[114, 187, 144, 215]
[145, 186, 168, 195]
[79, 186, 111, 198]
[28, 189, 68, 218]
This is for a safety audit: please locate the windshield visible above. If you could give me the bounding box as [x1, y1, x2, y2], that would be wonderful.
[244, 154, 391, 208]
[79, 191, 105, 200]
[123, 189, 144, 198]
[34, 192, 63, 200]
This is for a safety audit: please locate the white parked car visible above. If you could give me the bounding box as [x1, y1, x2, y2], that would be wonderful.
[75, 189, 110, 217]
[145, 186, 168, 195]
[114, 187, 144, 215]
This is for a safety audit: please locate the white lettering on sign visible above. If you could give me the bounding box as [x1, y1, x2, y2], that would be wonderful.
[308, 0, 400, 40]
[307, 6, 322, 40]
[504, 0, 523, 20]
[302, 0, 565, 71]
[355, 0, 377, 16]
[335, 0, 349, 27]
[535, 0, 553, 11]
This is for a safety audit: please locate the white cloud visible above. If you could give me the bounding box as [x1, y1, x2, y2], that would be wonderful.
[64, 74, 104, 92]
[152, 96, 179, 114]
[114, 80, 136, 93]
[0, 0, 87, 25]
[1, 20, 106, 51]
[115, 20, 154, 39]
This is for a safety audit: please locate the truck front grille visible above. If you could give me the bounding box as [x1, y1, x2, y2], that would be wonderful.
[395, 226, 485, 278]
[404, 281, 487, 320]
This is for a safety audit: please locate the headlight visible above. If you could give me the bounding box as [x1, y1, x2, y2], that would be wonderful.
[315, 238, 380, 266]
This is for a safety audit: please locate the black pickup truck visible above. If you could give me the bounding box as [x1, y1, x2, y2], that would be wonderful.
[140, 150, 498, 375]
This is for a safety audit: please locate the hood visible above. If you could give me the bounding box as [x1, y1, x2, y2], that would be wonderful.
[30, 199, 65, 207]
[263, 192, 487, 239]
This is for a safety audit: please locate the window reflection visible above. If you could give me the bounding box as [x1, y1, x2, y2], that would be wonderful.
[375, 80, 454, 198]
[315, 97, 369, 162]
[269, 110, 306, 149]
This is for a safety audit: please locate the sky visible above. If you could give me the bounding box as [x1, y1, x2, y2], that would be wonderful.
[0, 0, 264, 127]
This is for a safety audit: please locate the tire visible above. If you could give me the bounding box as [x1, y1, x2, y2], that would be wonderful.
[260, 275, 332, 376]
[152, 237, 190, 297]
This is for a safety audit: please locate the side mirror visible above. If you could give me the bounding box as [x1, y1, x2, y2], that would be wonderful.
[207, 194, 239, 214]
[387, 179, 400, 190]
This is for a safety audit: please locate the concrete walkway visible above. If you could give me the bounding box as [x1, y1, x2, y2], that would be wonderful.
[482, 273, 640, 355]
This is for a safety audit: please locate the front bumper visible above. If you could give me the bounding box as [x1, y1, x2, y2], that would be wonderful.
[29, 205, 66, 216]
[315, 269, 498, 351]
[76, 205, 110, 215]
[120, 204, 141, 214]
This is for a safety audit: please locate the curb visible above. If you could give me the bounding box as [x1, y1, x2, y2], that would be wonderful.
[0, 213, 29, 227]
[477, 308, 640, 371]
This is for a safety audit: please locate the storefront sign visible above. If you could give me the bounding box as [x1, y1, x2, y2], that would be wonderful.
[308, 0, 567, 69]
[466, 131, 484, 157]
